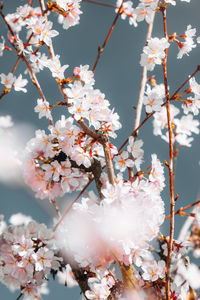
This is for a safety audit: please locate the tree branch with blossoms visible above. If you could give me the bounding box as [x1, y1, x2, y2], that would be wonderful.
[0, 0, 200, 300]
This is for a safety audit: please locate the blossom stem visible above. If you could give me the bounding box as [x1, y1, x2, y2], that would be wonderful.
[161, 2, 175, 299]
[92, 0, 124, 72]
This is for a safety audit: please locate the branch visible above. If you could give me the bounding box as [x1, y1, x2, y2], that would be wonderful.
[118, 62, 200, 153]
[165, 200, 200, 220]
[53, 179, 92, 232]
[128, 1, 158, 181]
[170, 64, 200, 100]
[101, 134, 115, 185]
[77, 119, 101, 140]
[161, 3, 175, 299]
[133, 1, 158, 131]
[92, 0, 124, 72]
[83, 0, 117, 9]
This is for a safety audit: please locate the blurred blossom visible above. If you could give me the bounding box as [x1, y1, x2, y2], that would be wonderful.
[9, 213, 33, 226]
[0, 115, 35, 185]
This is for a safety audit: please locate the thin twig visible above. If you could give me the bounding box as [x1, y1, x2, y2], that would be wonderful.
[92, 0, 124, 72]
[53, 179, 92, 232]
[50, 199, 61, 217]
[83, 0, 117, 9]
[161, 3, 175, 299]
[165, 200, 200, 220]
[170, 64, 200, 100]
[12, 55, 22, 73]
[23, 55, 47, 102]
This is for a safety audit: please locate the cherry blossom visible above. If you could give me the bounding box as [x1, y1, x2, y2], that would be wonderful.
[34, 98, 52, 120]
[0, 73, 15, 89]
[56, 0, 83, 30]
[177, 25, 196, 59]
[141, 260, 166, 282]
[43, 55, 69, 79]
[182, 77, 200, 115]
[114, 150, 134, 172]
[140, 38, 170, 71]
[143, 84, 165, 113]
[13, 74, 28, 93]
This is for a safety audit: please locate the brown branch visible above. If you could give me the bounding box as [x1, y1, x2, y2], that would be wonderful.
[12, 55, 22, 73]
[70, 263, 90, 300]
[101, 134, 115, 185]
[118, 112, 153, 152]
[90, 158, 103, 199]
[161, 3, 175, 299]
[83, 0, 117, 9]
[165, 200, 200, 220]
[78, 119, 101, 140]
[0, 7, 17, 43]
[92, 0, 124, 72]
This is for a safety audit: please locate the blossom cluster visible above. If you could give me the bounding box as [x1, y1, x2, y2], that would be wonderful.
[153, 104, 199, 147]
[6, 1, 82, 36]
[0, 215, 61, 299]
[116, 0, 158, 27]
[116, 0, 192, 28]
[65, 65, 121, 138]
[22, 119, 90, 200]
[56, 154, 165, 270]
[23, 64, 122, 200]
[0, 73, 28, 93]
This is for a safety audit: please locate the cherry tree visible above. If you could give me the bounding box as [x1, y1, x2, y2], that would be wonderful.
[0, 0, 200, 299]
